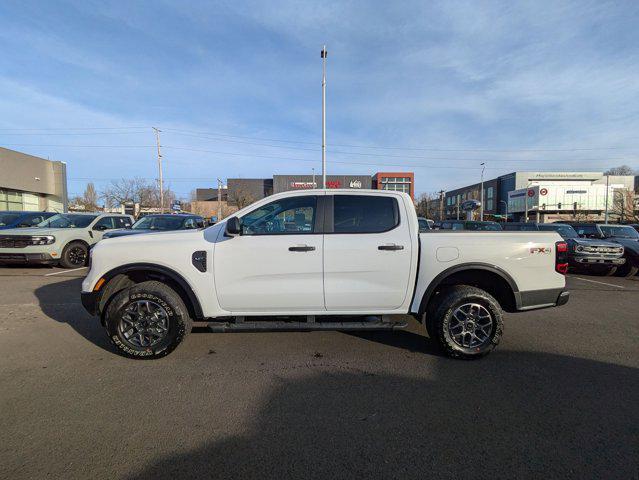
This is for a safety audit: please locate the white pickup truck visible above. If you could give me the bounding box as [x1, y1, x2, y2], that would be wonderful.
[81, 190, 570, 359]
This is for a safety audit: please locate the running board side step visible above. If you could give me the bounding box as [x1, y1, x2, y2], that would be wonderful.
[207, 320, 408, 333]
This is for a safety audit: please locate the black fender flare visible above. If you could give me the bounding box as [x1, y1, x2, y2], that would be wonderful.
[417, 262, 521, 315]
[98, 263, 204, 319]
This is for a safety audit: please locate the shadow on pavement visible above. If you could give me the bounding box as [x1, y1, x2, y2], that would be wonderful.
[345, 330, 443, 356]
[124, 352, 637, 480]
[34, 277, 116, 353]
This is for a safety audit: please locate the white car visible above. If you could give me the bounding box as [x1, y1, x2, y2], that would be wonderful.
[0, 212, 133, 268]
[82, 190, 569, 359]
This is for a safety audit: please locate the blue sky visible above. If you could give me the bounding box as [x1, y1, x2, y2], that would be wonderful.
[1, 0, 638, 199]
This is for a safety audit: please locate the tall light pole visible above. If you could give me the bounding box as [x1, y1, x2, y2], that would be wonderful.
[604, 174, 610, 224]
[312, 167, 316, 188]
[499, 200, 508, 222]
[152, 127, 164, 213]
[321, 45, 327, 189]
[480, 162, 486, 221]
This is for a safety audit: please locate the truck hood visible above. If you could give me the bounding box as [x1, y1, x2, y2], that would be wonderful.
[607, 236, 639, 254]
[103, 229, 152, 238]
[571, 238, 620, 248]
[0, 227, 60, 236]
[101, 228, 203, 243]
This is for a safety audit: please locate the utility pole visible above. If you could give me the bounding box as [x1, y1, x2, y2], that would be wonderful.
[480, 162, 485, 221]
[217, 178, 223, 222]
[604, 174, 610, 224]
[524, 183, 531, 222]
[439, 190, 446, 220]
[321, 45, 327, 189]
[312, 167, 316, 188]
[456, 196, 460, 220]
[152, 127, 164, 213]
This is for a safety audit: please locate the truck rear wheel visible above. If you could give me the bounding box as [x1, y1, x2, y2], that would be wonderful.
[425, 285, 503, 359]
[104, 281, 192, 359]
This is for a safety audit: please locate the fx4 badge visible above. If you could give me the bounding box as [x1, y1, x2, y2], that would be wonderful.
[530, 247, 551, 254]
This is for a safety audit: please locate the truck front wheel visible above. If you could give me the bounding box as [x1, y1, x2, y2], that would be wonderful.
[425, 285, 503, 359]
[104, 281, 192, 359]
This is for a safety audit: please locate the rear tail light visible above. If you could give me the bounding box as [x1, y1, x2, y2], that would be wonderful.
[555, 241, 568, 274]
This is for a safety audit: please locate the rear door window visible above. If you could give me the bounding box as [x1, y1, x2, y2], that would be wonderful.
[333, 195, 398, 233]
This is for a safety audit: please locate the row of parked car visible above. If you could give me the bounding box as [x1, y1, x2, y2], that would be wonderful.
[1, 209, 638, 278]
[417, 217, 639, 278]
[0, 211, 204, 268]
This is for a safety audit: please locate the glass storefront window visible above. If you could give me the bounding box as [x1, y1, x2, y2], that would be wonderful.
[0, 189, 23, 211]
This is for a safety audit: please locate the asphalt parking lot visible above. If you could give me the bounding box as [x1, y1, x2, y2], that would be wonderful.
[0, 266, 637, 480]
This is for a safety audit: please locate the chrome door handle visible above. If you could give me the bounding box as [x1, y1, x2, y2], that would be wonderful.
[378, 244, 404, 251]
[289, 245, 316, 252]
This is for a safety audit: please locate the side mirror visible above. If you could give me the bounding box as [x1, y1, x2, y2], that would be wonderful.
[93, 225, 108, 231]
[225, 217, 241, 236]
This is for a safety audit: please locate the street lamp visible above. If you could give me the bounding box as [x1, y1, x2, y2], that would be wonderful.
[480, 163, 486, 221]
[499, 200, 508, 222]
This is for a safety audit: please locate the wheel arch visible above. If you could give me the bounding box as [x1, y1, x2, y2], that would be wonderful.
[60, 238, 91, 252]
[417, 263, 520, 316]
[96, 263, 204, 321]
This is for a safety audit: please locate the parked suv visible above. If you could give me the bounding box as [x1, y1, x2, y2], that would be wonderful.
[565, 223, 639, 277]
[0, 211, 57, 230]
[503, 222, 625, 275]
[439, 220, 502, 231]
[103, 214, 205, 239]
[0, 212, 133, 268]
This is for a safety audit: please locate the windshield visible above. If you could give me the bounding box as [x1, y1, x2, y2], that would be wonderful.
[538, 224, 579, 239]
[38, 214, 98, 228]
[600, 225, 639, 239]
[132, 216, 185, 230]
[0, 213, 21, 226]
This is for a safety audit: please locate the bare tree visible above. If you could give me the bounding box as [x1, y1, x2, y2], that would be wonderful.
[83, 183, 99, 210]
[101, 177, 176, 209]
[69, 182, 100, 211]
[611, 189, 639, 223]
[415, 192, 440, 219]
[605, 165, 635, 176]
[230, 187, 256, 210]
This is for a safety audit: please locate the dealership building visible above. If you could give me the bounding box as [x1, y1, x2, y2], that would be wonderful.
[444, 171, 637, 222]
[194, 172, 415, 217]
[0, 147, 68, 212]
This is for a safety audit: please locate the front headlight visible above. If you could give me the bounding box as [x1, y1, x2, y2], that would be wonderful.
[30, 235, 55, 245]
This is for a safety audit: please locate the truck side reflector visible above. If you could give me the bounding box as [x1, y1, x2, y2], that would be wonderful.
[93, 278, 106, 292]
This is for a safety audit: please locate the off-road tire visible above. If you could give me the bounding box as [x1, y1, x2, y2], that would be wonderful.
[604, 266, 618, 276]
[59, 241, 89, 269]
[104, 281, 192, 359]
[615, 262, 639, 278]
[424, 285, 503, 359]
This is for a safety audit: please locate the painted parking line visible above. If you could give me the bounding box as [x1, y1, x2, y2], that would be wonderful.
[44, 267, 87, 277]
[574, 276, 625, 289]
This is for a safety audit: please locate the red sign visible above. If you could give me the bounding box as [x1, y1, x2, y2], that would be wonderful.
[326, 181, 342, 189]
[540, 188, 548, 196]
[527, 189, 535, 197]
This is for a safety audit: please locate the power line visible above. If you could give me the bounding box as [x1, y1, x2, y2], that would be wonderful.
[2, 142, 633, 164]
[161, 127, 639, 153]
[3, 125, 637, 153]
